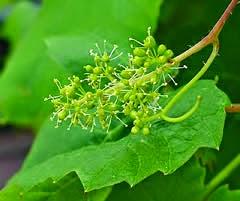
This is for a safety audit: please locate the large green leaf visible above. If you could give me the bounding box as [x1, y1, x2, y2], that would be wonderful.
[208, 186, 240, 201]
[157, 0, 240, 188]
[106, 158, 206, 201]
[21, 119, 115, 170]
[0, 0, 163, 128]
[5, 80, 228, 193]
[0, 173, 111, 201]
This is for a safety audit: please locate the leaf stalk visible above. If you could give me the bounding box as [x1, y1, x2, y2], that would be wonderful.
[203, 154, 240, 200]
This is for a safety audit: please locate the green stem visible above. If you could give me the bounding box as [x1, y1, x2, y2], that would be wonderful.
[203, 154, 240, 199]
[173, 0, 238, 63]
[102, 119, 131, 143]
[162, 40, 219, 115]
[159, 96, 201, 123]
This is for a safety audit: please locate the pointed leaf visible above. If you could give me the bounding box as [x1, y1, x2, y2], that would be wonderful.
[7, 80, 229, 192]
[106, 159, 206, 201]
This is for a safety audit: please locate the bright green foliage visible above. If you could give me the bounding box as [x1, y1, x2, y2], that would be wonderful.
[0, 173, 112, 201]
[21, 120, 109, 170]
[158, 0, 240, 188]
[208, 186, 240, 201]
[0, 1, 39, 46]
[5, 81, 228, 193]
[0, 0, 163, 128]
[106, 159, 206, 201]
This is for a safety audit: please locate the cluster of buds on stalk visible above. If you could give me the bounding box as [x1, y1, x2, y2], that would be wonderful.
[45, 27, 189, 135]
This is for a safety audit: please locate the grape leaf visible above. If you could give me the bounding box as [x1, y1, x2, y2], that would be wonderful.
[208, 185, 240, 201]
[106, 158, 205, 201]
[0, 0, 163, 128]
[5, 80, 229, 193]
[0, 173, 111, 201]
[21, 119, 120, 170]
[157, 0, 240, 188]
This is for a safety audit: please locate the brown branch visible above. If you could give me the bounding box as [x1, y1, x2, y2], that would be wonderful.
[209, 0, 238, 40]
[225, 104, 240, 113]
[174, 0, 239, 63]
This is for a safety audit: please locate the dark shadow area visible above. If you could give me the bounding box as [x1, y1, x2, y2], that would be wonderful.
[0, 38, 10, 71]
[0, 127, 33, 188]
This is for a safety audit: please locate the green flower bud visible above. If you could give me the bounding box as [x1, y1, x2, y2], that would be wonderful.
[130, 110, 138, 119]
[123, 105, 131, 115]
[121, 70, 133, 79]
[131, 126, 139, 134]
[102, 52, 110, 62]
[85, 92, 93, 100]
[133, 47, 146, 57]
[129, 94, 136, 101]
[142, 127, 150, 135]
[89, 74, 98, 81]
[137, 93, 144, 99]
[157, 44, 167, 55]
[61, 86, 74, 97]
[74, 106, 81, 112]
[150, 73, 158, 84]
[67, 87, 75, 96]
[149, 92, 159, 100]
[51, 98, 60, 105]
[158, 56, 167, 64]
[98, 107, 105, 118]
[144, 36, 156, 48]
[84, 65, 93, 72]
[144, 61, 151, 68]
[137, 110, 143, 117]
[96, 89, 103, 97]
[87, 102, 95, 109]
[106, 66, 114, 73]
[93, 67, 102, 75]
[164, 49, 174, 59]
[133, 119, 141, 126]
[108, 103, 118, 111]
[132, 56, 144, 66]
[121, 79, 129, 86]
[94, 55, 101, 63]
[60, 87, 66, 95]
[123, 92, 131, 101]
[136, 68, 144, 75]
[135, 80, 144, 87]
[73, 76, 80, 84]
[64, 103, 71, 109]
[58, 110, 67, 120]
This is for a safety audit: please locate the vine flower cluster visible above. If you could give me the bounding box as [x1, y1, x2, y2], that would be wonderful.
[45, 27, 188, 135]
